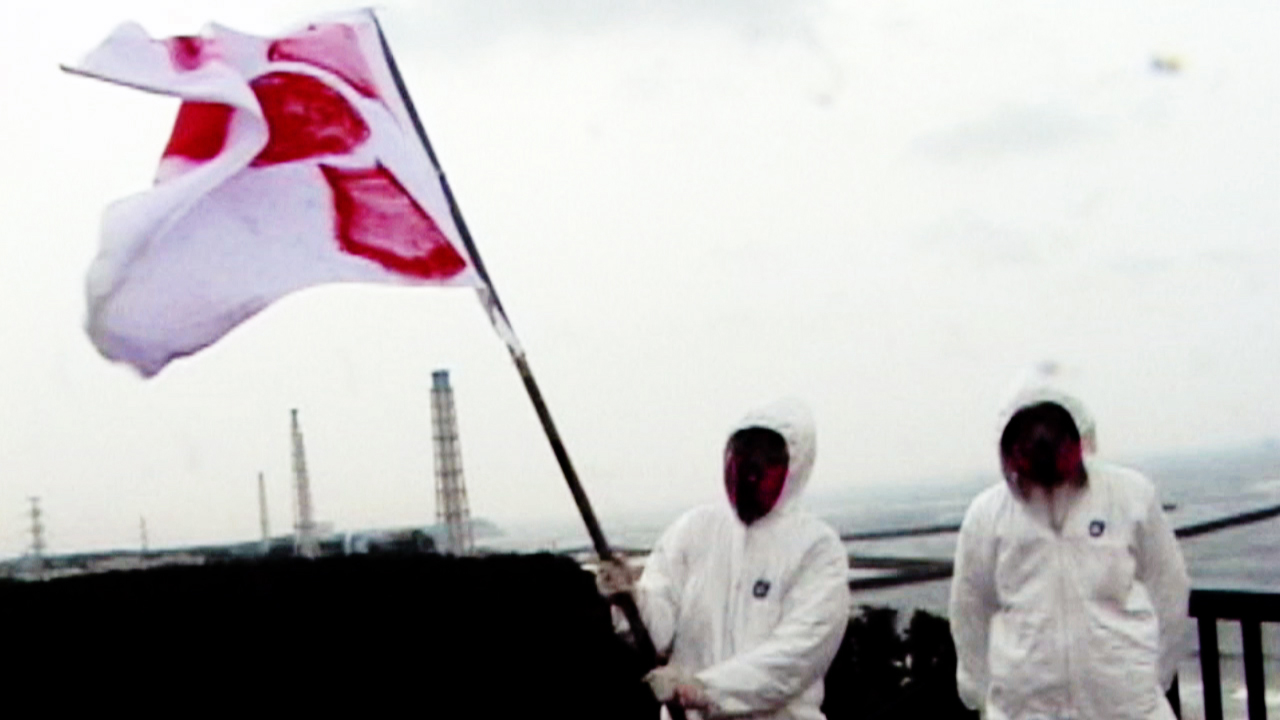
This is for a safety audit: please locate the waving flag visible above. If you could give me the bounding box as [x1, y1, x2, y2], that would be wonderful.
[64, 12, 516, 377]
[66, 17, 673, 694]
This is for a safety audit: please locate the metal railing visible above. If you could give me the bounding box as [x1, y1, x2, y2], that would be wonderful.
[1174, 589, 1279, 720]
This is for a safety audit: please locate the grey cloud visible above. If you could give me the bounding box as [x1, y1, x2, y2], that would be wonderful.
[914, 216, 1061, 266]
[1194, 247, 1270, 267]
[391, 0, 826, 50]
[1104, 255, 1177, 277]
[915, 105, 1102, 162]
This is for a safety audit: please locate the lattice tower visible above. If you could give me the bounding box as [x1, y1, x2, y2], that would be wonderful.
[291, 409, 319, 558]
[431, 370, 473, 555]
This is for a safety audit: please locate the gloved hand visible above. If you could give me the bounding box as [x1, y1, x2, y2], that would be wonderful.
[595, 557, 637, 599]
[645, 665, 712, 710]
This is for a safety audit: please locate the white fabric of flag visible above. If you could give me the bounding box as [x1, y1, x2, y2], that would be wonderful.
[66, 13, 519, 377]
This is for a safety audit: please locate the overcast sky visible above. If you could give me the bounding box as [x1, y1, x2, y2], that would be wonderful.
[0, 0, 1276, 556]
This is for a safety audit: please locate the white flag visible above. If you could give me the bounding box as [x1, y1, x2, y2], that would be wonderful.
[66, 13, 513, 377]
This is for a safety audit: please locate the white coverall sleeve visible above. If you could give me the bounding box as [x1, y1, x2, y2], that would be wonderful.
[949, 498, 998, 712]
[695, 537, 849, 717]
[631, 521, 686, 657]
[1135, 487, 1191, 690]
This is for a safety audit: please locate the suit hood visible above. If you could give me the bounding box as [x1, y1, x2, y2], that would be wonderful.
[997, 362, 1096, 454]
[730, 398, 816, 517]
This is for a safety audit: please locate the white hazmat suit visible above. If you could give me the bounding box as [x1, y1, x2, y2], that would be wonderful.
[950, 385, 1191, 720]
[633, 399, 850, 720]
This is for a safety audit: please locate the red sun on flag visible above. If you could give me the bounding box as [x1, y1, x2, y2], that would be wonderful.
[267, 23, 382, 100]
[248, 71, 371, 166]
[155, 23, 461, 282]
[323, 164, 468, 280]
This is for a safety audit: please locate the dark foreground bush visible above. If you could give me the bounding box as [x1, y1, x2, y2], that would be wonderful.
[823, 605, 980, 720]
[2, 555, 975, 719]
[0, 553, 656, 718]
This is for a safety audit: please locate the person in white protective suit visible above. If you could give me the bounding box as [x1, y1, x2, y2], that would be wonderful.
[949, 379, 1191, 720]
[598, 399, 850, 719]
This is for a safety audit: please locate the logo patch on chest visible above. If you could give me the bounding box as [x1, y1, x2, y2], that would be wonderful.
[752, 579, 771, 599]
[1089, 519, 1106, 537]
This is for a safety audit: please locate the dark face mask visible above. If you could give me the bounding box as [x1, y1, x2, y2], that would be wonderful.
[1025, 430, 1062, 483]
[1001, 403, 1084, 489]
[724, 428, 789, 525]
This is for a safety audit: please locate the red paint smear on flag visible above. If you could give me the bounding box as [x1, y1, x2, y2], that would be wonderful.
[250, 72, 370, 166]
[163, 102, 234, 161]
[166, 36, 209, 71]
[268, 24, 380, 99]
[321, 164, 467, 280]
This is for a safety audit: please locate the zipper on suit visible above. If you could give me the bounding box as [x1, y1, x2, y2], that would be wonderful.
[1052, 493, 1074, 718]
[725, 527, 746, 656]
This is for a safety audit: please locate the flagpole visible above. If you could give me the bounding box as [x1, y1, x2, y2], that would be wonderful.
[370, 13, 681, 713]
[367, 9, 614, 573]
